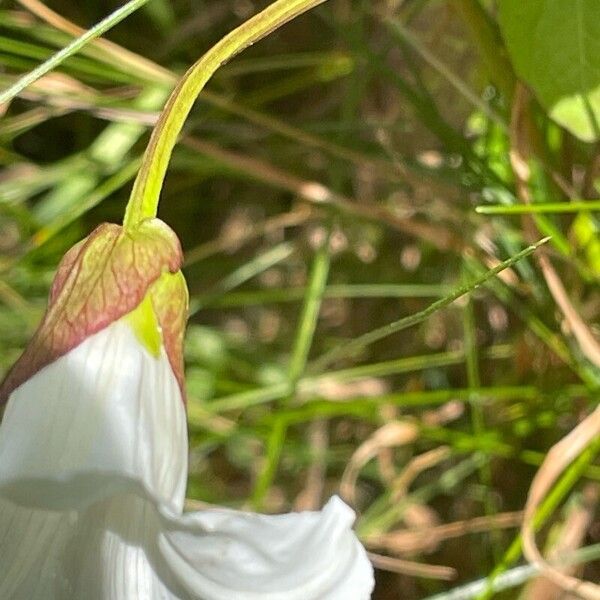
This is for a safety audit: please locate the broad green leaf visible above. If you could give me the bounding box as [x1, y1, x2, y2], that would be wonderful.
[499, 0, 600, 142]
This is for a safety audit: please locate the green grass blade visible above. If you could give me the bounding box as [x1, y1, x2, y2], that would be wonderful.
[477, 201, 600, 214]
[309, 238, 550, 372]
[0, 0, 151, 105]
[476, 435, 600, 599]
[189, 242, 295, 314]
[206, 283, 454, 307]
[425, 544, 600, 599]
[287, 232, 331, 385]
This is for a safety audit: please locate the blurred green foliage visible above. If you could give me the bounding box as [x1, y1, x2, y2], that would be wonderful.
[1, 0, 600, 597]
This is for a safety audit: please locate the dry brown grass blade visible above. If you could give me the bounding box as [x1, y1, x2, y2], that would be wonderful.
[367, 551, 456, 581]
[525, 484, 598, 600]
[16, 0, 406, 184]
[522, 405, 600, 600]
[392, 446, 451, 501]
[183, 137, 462, 251]
[509, 83, 600, 371]
[340, 421, 418, 506]
[16, 0, 175, 85]
[185, 206, 313, 266]
[537, 252, 600, 369]
[422, 400, 465, 426]
[365, 511, 522, 555]
[376, 405, 399, 484]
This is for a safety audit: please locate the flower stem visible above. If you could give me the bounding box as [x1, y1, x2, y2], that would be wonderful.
[123, 0, 327, 230]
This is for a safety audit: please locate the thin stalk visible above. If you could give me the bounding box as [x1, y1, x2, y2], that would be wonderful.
[203, 284, 454, 307]
[251, 416, 288, 509]
[462, 266, 501, 562]
[189, 242, 295, 314]
[123, 0, 328, 230]
[303, 345, 511, 385]
[209, 383, 590, 419]
[287, 232, 332, 386]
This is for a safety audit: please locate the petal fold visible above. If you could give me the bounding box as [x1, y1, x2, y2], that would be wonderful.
[158, 496, 374, 600]
[0, 321, 373, 599]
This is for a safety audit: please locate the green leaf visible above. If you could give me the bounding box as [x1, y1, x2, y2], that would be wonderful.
[499, 0, 600, 142]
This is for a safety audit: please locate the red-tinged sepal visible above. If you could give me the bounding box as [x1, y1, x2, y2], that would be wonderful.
[148, 271, 188, 397]
[0, 219, 185, 403]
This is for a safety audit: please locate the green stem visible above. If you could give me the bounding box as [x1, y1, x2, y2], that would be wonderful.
[123, 0, 327, 230]
[477, 201, 600, 214]
[462, 267, 501, 562]
[251, 416, 288, 510]
[287, 230, 331, 386]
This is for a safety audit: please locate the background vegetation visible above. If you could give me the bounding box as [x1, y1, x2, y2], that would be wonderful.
[1, 0, 600, 598]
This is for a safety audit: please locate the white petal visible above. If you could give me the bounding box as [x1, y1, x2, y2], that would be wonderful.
[0, 501, 73, 598]
[0, 320, 188, 510]
[159, 496, 374, 600]
[0, 321, 374, 599]
[0, 321, 187, 598]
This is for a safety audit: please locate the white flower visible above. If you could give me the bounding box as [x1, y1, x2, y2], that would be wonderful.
[0, 295, 373, 597]
[0, 220, 374, 598]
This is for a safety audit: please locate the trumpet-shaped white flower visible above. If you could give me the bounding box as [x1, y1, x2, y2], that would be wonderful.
[0, 220, 374, 599]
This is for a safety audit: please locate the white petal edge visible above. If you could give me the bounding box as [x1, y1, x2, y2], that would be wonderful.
[0, 321, 374, 599]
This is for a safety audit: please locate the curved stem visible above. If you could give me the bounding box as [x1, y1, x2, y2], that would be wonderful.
[123, 0, 327, 230]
